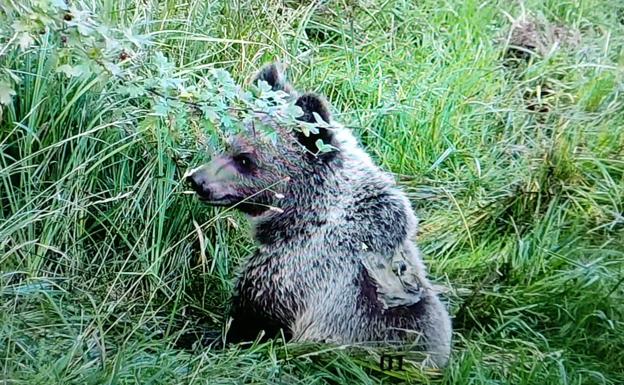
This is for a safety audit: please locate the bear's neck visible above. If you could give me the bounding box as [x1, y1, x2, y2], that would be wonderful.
[251, 164, 415, 254]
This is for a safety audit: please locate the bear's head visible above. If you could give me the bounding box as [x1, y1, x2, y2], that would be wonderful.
[186, 63, 350, 216]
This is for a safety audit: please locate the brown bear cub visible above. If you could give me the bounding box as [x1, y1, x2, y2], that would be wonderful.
[186, 63, 452, 367]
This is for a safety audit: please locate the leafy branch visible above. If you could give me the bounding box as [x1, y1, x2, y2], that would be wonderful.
[0, 0, 333, 168]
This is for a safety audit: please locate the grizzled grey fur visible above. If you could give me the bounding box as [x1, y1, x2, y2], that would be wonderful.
[186, 63, 452, 367]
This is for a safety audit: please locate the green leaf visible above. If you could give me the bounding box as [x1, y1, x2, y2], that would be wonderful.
[298, 121, 318, 137]
[257, 80, 272, 93]
[153, 101, 170, 116]
[315, 139, 337, 154]
[51, 0, 69, 10]
[239, 90, 253, 102]
[254, 98, 268, 109]
[283, 102, 303, 119]
[312, 111, 329, 126]
[66, 7, 95, 36]
[119, 84, 145, 98]
[123, 28, 151, 48]
[154, 51, 173, 74]
[220, 114, 234, 129]
[211, 69, 234, 87]
[266, 130, 279, 145]
[103, 61, 122, 77]
[201, 106, 219, 122]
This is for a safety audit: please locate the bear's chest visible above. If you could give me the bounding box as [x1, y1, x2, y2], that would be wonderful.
[235, 246, 357, 322]
[236, 253, 307, 320]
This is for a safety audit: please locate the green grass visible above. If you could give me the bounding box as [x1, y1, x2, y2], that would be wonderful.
[1, 0, 623, 384]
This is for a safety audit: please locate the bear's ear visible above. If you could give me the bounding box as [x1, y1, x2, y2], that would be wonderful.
[294, 93, 336, 156]
[253, 62, 293, 93]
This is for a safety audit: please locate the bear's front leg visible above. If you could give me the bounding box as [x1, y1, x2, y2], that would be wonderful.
[225, 296, 291, 344]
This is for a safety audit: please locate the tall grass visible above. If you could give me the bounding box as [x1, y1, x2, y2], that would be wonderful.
[1, 0, 623, 384]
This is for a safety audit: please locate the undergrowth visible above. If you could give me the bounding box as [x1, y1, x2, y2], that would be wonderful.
[1, 0, 623, 384]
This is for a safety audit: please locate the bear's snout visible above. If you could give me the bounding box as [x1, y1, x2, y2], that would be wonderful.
[186, 170, 211, 198]
[185, 166, 241, 205]
[186, 171, 200, 191]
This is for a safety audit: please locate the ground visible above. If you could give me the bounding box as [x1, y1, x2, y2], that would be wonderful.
[1, 0, 623, 384]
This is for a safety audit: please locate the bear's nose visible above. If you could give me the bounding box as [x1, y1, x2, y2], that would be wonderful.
[186, 172, 203, 193]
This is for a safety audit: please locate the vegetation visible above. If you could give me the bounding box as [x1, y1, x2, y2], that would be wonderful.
[1, 0, 622, 383]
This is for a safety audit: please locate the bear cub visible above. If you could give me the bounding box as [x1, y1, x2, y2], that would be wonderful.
[187, 63, 452, 367]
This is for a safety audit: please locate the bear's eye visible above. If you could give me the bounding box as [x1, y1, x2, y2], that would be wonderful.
[232, 153, 255, 172]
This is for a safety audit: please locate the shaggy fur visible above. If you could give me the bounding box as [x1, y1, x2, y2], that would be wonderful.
[187, 63, 452, 367]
